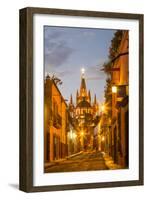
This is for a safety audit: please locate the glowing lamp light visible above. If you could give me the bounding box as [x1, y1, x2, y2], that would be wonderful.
[102, 136, 105, 141]
[81, 131, 84, 136]
[112, 86, 117, 93]
[81, 68, 85, 74]
[72, 132, 77, 139]
[68, 130, 77, 140]
[101, 105, 105, 112]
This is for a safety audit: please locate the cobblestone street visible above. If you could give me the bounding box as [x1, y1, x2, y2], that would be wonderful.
[45, 151, 109, 173]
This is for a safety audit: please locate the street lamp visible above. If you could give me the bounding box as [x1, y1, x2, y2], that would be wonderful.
[80, 131, 84, 136]
[72, 132, 77, 140]
[68, 130, 73, 140]
[102, 136, 105, 141]
[69, 130, 77, 140]
[101, 104, 105, 112]
[112, 85, 117, 93]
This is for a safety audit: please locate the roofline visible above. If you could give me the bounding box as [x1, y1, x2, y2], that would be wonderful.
[50, 79, 68, 107]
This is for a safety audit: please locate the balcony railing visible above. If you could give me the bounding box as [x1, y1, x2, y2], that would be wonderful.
[53, 113, 62, 129]
[116, 85, 128, 102]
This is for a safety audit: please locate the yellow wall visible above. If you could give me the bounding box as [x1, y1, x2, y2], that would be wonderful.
[44, 79, 68, 163]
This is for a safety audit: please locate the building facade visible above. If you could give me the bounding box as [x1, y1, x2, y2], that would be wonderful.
[44, 76, 68, 164]
[111, 30, 129, 167]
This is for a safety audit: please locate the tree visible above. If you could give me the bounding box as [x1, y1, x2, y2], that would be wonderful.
[104, 78, 112, 117]
[109, 30, 123, 60]
[103, 30, 123, 75]
[103, 30, 123, 116]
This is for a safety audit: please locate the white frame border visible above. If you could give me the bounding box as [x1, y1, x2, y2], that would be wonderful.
[33, 14, 139, 186]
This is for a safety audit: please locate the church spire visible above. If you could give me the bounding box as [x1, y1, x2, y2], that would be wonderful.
[70, 94, 73, 105]
[94, 94, 97, 105]
[76, 90, 79, 104]
[93, 94, 99, 114]
[81, 68, 85, 77]
[80, 68, 87, 97]
[80, 77, 86, 91]
[88, 90, 91, 103]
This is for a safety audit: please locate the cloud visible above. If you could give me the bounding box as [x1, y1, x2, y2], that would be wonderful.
[44, 28, 74, 71]
[85, 59, 108, 81]
[56, 70, 73, 77]
[44, 28, 63, 40]
[45, 41, 73, 68]
[82, 30, 96, 37]
[86, 76, 104, 81]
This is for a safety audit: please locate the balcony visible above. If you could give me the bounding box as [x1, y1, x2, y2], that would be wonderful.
[53, 113, 62, 129]
[116, 85, 128, 102]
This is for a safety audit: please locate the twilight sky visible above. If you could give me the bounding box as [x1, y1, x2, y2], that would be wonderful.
[44, 26, 116, 104]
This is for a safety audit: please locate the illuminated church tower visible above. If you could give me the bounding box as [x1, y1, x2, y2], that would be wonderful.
[76, 68, 92, 116]
[75, 68, 98, 116]
[68, 68, 99, 150]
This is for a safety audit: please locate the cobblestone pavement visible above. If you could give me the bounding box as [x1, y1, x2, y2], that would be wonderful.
[103, 152, 123, 170]
[45, 151, 109, 173]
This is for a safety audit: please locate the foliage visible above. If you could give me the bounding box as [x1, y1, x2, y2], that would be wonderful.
[109, 30, 123, 60]
[103, 30, 123, 116]
[103, 61, 112, 75]
[46, 74, 63, 85]
[103, 30, 123, 75]
[104, 78, 112, 117]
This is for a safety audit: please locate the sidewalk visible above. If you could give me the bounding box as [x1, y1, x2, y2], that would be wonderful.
[66, 151, 83, 159]
[45, 151, 83, 169]
[102, 152, 122, 170]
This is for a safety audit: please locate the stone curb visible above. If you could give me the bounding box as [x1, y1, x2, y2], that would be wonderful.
[102, 153, 122, 170]
[45, 151, 83, 168]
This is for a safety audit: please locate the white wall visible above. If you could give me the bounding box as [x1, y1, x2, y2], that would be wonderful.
[0, 0, 146, 199]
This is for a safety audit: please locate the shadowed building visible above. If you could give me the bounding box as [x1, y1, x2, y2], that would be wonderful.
[111, 30, 129, 167]
[44, 76, 68, 164]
